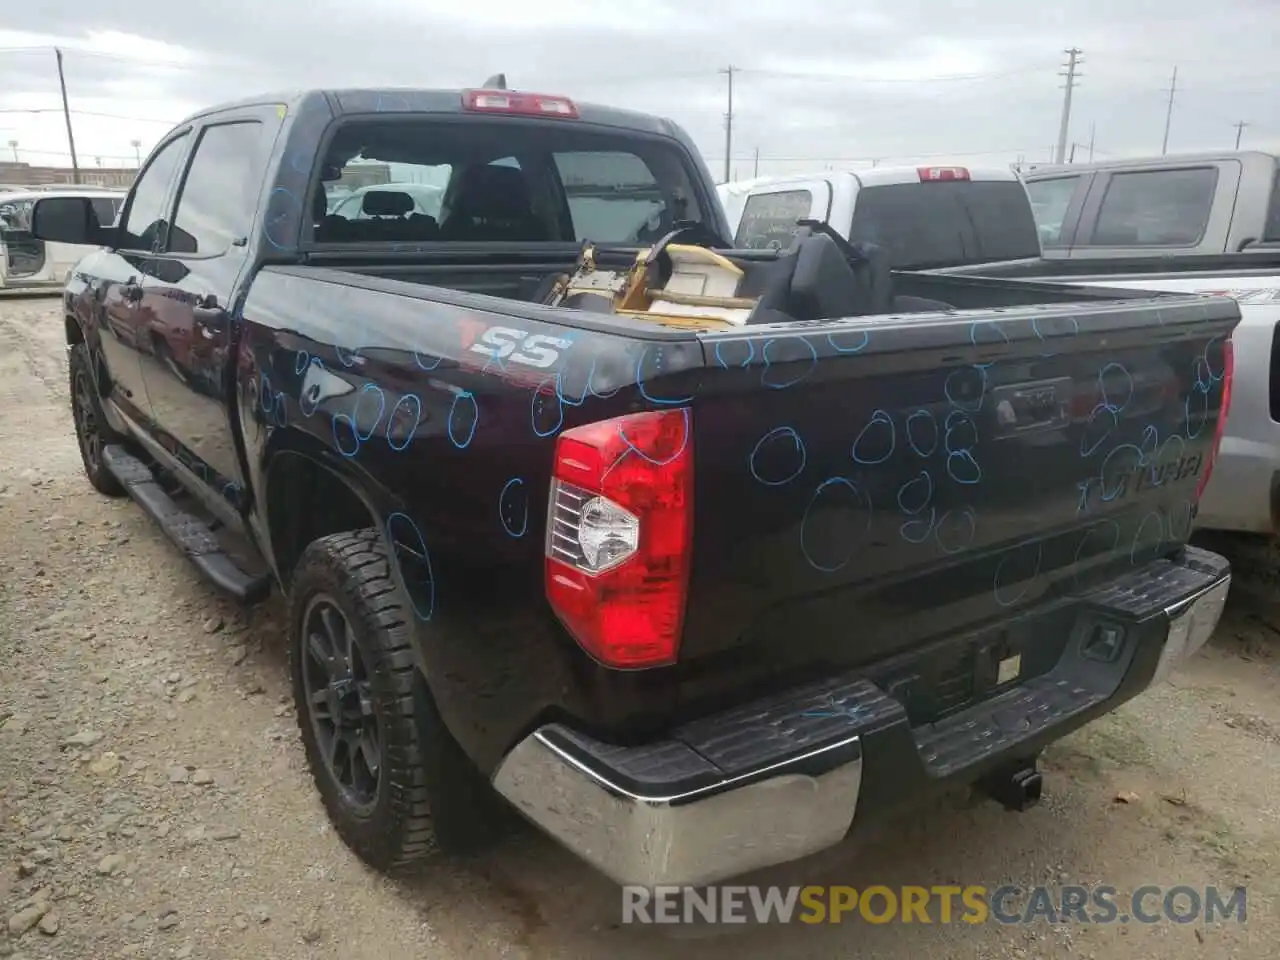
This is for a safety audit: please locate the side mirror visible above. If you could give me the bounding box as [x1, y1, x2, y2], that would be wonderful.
[30, 196, 113, 247]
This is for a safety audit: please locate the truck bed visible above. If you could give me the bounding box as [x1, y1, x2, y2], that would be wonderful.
[240, 253, 1238, 763]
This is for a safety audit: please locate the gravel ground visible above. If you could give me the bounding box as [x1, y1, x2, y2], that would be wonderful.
[1, 293, 1277, 960]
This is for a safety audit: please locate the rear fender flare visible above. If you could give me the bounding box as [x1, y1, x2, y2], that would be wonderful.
[256, 430, 434, 680]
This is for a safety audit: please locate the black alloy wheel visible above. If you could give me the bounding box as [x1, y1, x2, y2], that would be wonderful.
[299, 594, 383, 815]
[68, 342, 125, 496]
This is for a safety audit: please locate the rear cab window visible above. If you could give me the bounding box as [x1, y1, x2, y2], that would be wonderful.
[734, 190, 814, 249]
[848, 179, 1041, 269]
[308, 118, 708, 246]
[1085, 167, 1218, 247]
[1024, 176, 1081, 247]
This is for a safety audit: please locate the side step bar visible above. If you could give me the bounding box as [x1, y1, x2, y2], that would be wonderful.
[101, 444, 272, 603]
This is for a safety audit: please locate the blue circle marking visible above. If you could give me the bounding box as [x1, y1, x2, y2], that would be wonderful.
[448, 390, 479, 448]
[414, 351, 443, 372]
[386, 512, 435, 621]
[761, 337, 818, 390]
[944, 366, 987, 412]
[531, 379, 564, 438]
[299, 357, 325, 417]
[354, 383, 386, 441]
[386, 393, 422, 452]
[636, 345, 695, 405]
[936, 507, 977, 555]
[851, 409, 896, 465]
[827, 330, 870, 354]
[993, 542, 1043, 607]
[499, 478, 529, 538]
[714, 339, 755, 369]
[906, 409, 938, 458]
[800, 477, 873, 573]
[749, 426, 807, 486]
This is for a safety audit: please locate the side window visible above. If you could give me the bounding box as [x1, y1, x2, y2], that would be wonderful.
[120, 134, 190, 251]
[734, 190, 813, 249]
[1024, 176, 1081, 247]
[168, 121, 266, 255]
[1086, 167, 1218, 247]
[1263, 164, 1280, 243]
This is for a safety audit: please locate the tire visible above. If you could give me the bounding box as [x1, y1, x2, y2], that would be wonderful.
[68, 341, 126, 497]
[289, 529, 450, 870]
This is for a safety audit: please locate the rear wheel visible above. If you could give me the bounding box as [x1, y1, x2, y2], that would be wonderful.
[68, 342, 126, 497]
[289, 529, 448, 870]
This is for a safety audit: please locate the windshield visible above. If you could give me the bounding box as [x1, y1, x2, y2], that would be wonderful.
[849, 180, 1042, 269]
[309, 117, 707, 246]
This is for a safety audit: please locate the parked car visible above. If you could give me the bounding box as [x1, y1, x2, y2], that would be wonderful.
[716, 165, 1042, 269]
[31, 84, 1236, 889]
[1021, 151, 1280, 260]
[0, 188, 125, 291]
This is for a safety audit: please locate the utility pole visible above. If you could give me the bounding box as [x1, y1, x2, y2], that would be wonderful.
[54, 48, 81, 184]
[752, 146, 759, 177]
[1088, 122, 1096, 161]
[130, 139, 142, 166]
[1161, 65, 1178, 156]
[1233, 120, 1249, 149]
[7, 140, 17, 163]
[1055, 48, 1083, 165]
[720, 65, 736, 183]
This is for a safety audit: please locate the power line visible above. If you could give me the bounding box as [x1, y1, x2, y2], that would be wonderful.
[1054, 48, 1083, 164]
[1161, 65, 1178, 155]
[0, 108, 178, 124]
[737, 66, 1044, 84]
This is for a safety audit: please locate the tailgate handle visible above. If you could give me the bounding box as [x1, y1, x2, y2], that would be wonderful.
[991, 377, 1072, 438]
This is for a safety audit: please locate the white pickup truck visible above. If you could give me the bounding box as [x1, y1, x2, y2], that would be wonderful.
[716, 165, 1042, 269]
[718, 166, 1280, 545]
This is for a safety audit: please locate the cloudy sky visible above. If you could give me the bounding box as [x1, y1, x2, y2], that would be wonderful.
[1, 0, 1277, 179]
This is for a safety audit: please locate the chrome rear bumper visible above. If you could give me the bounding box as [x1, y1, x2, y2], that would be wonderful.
[493, 560, 1230, 888]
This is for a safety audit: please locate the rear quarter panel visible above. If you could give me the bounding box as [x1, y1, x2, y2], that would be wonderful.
[236, 267, 707, 770]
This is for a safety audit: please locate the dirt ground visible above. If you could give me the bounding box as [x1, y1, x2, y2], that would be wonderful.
[1, 293, 1277, 960]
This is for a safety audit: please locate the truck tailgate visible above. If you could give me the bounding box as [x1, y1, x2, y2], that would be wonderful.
[677, 294, 1238, 710]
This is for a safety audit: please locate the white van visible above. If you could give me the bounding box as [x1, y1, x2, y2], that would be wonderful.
[0, 188, 125, 292]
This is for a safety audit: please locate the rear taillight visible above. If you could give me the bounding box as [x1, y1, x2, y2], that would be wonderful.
[545, 408, 693, 669]
[461, 89, 579, 119]
[1195, 337, 1234, 503]
[918, 166, 970, 182]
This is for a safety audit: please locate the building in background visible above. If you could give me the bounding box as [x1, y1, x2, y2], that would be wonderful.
[0, 161, 135, 189]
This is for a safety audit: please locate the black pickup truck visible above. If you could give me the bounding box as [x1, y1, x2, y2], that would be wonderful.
[33, 85, 1238, 888]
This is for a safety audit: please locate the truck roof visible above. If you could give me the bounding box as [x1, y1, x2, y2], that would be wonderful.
[1023, 150, 1279, 178]
[718, 165, 1020, 195]
[176, 87, 691, 139]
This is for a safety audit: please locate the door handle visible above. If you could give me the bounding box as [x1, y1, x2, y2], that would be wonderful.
[193, 302, 227, 336]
